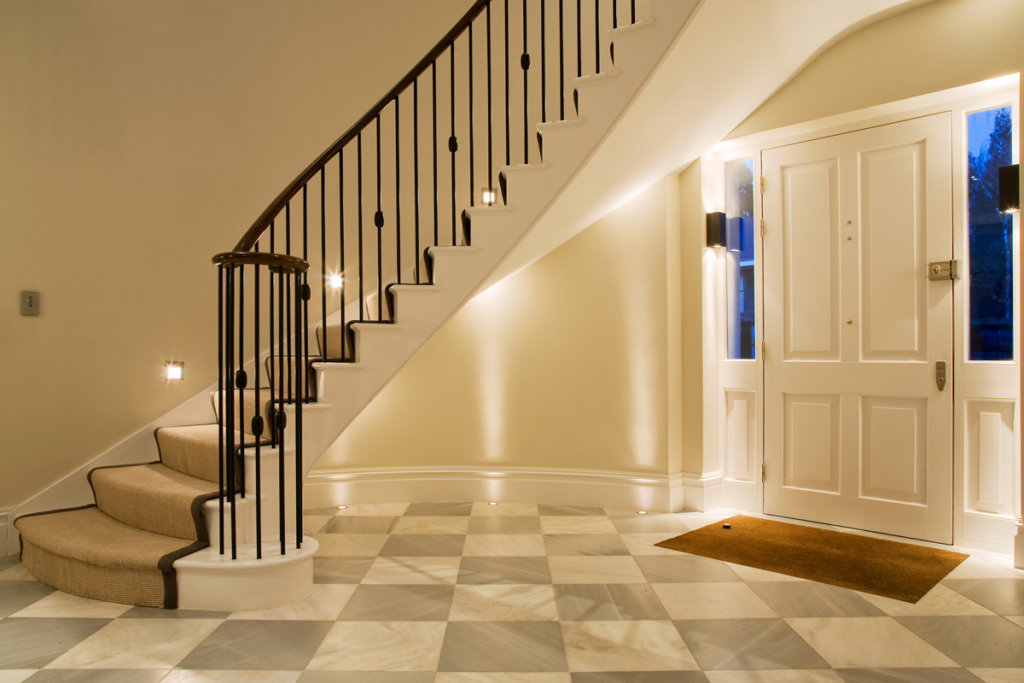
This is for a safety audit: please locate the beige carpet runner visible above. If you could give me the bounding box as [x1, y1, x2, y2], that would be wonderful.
[15, 392, 271, 609]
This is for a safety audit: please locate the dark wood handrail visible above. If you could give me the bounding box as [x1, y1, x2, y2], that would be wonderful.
[232, 0, 491, 253]
[213, 251, 310, 273]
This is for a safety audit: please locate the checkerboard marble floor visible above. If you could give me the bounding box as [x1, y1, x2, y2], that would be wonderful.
[2, 503, 1023, 682]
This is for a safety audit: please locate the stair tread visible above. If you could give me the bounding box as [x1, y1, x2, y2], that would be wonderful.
[156, 424, 264, 484]
[16, 507, 195, 570]
[91, 463, 218, 541]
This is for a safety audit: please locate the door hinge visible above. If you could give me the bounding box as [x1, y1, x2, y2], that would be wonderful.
[759, 176, 765, 194]
[760, 218, 765, 237]
[761, 464, 765, 482]
[761, 341, 766, 357]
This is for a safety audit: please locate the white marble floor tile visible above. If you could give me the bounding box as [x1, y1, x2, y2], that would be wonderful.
[859, 584, 995, 617]
[312, 533, 389, 557]
[361, 557, 462, 584]
[1008, 616, 1024, 628]
[726, 563, 805, 583]
[540, 517, 618, 534]
[0, 564, 35, 581]
[435, 674, 571, 683]
[46, 618, 221, 669]
[786, 616, 959, 668]
[393, 517, 472, 534]
[548, 557, 647, 584]
[333, 503, 410, 516]
[8, 591, 134, 619]
[969, 668, 1024, 683]
[227, 584, 356, 620]
[162, 672, 301, 683]
[561, 620, 700, 671]
[463, 534, 546, 557]
[307, 621, 447, 671]
[705, 671, 845, 683]
[303, 516, 333, 535]
[620, 534, 685, 556]
[0, 672, 36, 683]
[470, 503, 540, 517]
[654, 583, 778, 620]
[449, 585, 558, 621]
[946, 556, 1023, 580]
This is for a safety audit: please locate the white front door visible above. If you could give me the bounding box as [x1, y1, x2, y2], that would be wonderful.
[762, 114, 954, 544]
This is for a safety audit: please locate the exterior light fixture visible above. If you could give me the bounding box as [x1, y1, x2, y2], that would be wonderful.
[481, 188, 497, 206]
[706, 212, 728, 248]
[165, 361, 184, 380]
[999, 164, 1019, 214]
[329, 274, 343, 290]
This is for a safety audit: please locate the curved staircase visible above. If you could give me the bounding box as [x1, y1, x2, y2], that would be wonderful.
[15, 0, 700, 610]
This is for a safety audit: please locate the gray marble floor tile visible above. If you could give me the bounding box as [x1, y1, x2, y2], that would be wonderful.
[321, 516, 398, 534]
[0, 556, 21, 572]
[469, 517, 543, 534]
[23, 671, 168, 682]
[539, 505, 607, 517]
[675, 618, 829, 670]
[438, 621, 568, 672]
[835, 669, 986, 683]
[896, 616, 1024, 668]
[404, 502, 473, 517]
[178, 620, 333, 670]
[570, 674, 709, 682]
[943, 580, 1024, 616]
[313, 557, 375, 584]
[0, 581, 55, 618]
[304, 507, 342, 516]
[378, 535, 466, 557]
[0, 618, 110, 669]
[544, 535, 630, 557]
[634, 555, 741, 583]
[609, 516, 690, 535]
[298, 674, 435, 683]
[748, 582, 887, 617]
[554, 584, 668, 621]
[339, 585, 454, 621]
[120, 606, 230, 619]
[458, 557, 552, 584]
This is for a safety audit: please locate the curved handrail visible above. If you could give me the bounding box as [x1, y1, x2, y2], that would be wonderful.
[213, 251, 309, 273]
[232, 0, 491, 254]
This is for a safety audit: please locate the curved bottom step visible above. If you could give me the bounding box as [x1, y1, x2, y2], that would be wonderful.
[174, 534, 318, 612]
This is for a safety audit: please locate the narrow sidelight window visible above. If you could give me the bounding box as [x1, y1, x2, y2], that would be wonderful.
[967, 106, 1015, 361]
[725, 157, 756, 360]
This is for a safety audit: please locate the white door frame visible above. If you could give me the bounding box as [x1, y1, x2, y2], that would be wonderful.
[701, 75, 1021, 552]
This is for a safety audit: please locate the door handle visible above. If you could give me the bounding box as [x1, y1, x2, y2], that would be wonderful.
[936, 361, 946, 391]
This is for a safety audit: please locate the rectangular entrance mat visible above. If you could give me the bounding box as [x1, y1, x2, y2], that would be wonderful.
[656, 515, 968, 603]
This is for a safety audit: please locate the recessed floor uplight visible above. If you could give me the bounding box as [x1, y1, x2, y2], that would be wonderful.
[165, 361, 184, 380]
[637, 510, 648, 515]
[329, 274, 343, 290]
[488, 502, 498, 506]
[337, 505, 347, 510]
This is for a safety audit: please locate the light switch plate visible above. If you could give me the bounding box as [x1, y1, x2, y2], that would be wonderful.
[20, 290, 40, 316]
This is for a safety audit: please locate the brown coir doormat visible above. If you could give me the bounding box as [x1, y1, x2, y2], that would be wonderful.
[656, 515, 968, 603]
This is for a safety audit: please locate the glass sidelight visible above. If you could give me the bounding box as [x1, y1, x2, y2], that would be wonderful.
[725, 157, 756, 359]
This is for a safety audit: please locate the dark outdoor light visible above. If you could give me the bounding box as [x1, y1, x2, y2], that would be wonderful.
[706, 211, 728, 248]
[999, 164, 1019, 214]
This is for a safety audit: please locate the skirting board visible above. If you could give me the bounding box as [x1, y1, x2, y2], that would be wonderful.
[305, 467, 686, 513]
[681, 471, 722, 512]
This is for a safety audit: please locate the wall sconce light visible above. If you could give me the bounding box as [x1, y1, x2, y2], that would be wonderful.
[481, 188, 497, 206]
[328, 273, 343, 290]
[999, 164, 1019, 214]
[706, 212, 728, 248]
[165, 361, 184, 380]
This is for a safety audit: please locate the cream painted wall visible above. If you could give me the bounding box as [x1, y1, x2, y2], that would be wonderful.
[728, 0, 1024, 139]
[677, 161, 705, 477]
[0, 0, 474, 507]
[315, 178, 671, 475]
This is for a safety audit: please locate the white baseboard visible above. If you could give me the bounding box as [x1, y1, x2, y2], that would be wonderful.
[680, 471, 722, 512]
[1, 506, 15, 556]
[961, 511, 1016, 553]
[304, 467, 677, 512]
